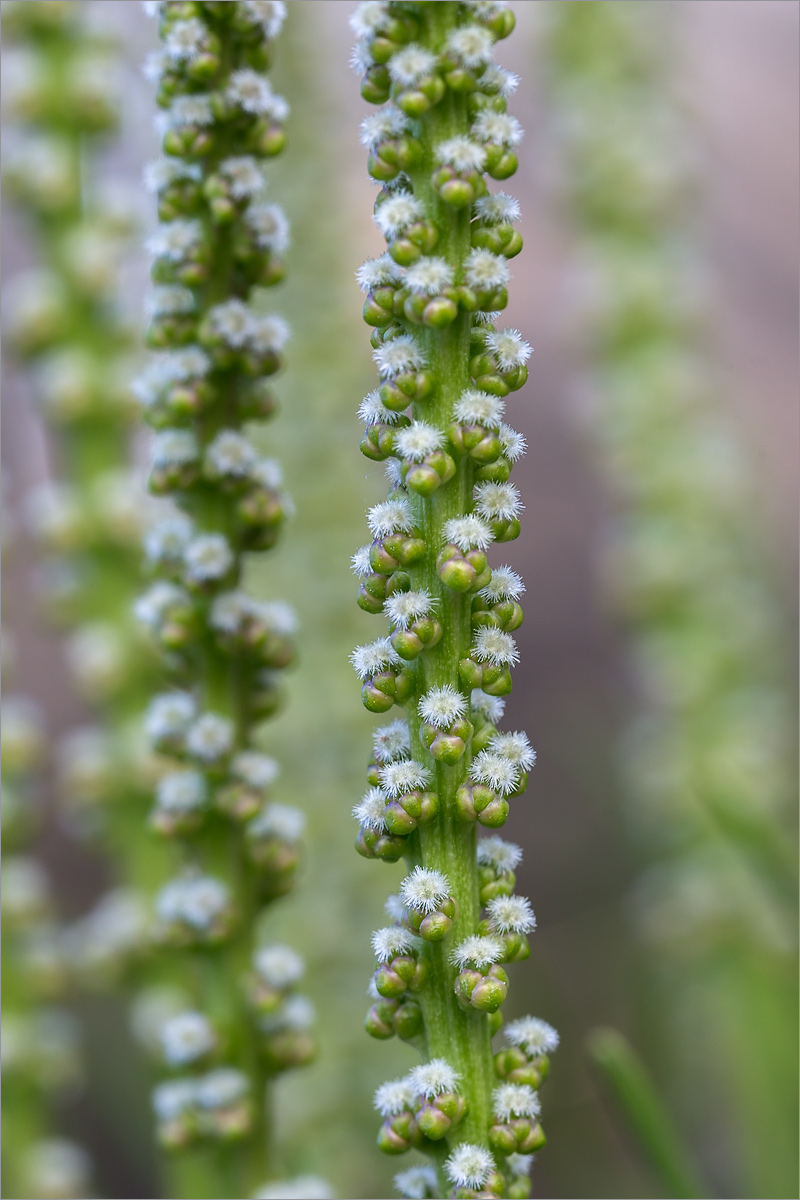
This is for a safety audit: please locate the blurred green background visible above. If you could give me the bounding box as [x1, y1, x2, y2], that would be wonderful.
[2, 3, 797, 1199]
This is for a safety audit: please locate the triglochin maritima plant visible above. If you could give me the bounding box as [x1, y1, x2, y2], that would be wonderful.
[348, 4, 557, 1198]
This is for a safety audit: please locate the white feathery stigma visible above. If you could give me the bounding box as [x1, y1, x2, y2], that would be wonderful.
[408, 1058, 460, 1098]
[405, 257, 453, 296]
[378, 759, 430, 797]
[352, 787, 388, 831]
[394, 420, 445, 460]
[253, 943, 304, 988]
[484, 326, 532, 370]
[506, 1153, 535, 1178]
[474, 480, 523, 521]
[231, 751, 280, 790]
[474, 191, 521, 225]
[442, 514, 493, 551]
[394, 1166, 438, 1200]
[492, 1082, 541, 1122]
[387, 45, 437, 87]
[246, 203, 290, 254]
[241, 0, 287, 38]
[373, 1076, 416, 1117]
[504, 1016, 560, 1057]
[418, 685, 467, 729]
[384, 893, 406, 922]
[206, 298, 253, 348]
[454, 389, 505, 429]
[350, 546, 373, 577]
[219, 155, 264, 199]
[383, 589, 434, 630]
[146, 219, 202, 262]
[248, 803, 305, 843]
[498, 422, 527, 461]
[436, 136, 487, 173]
[473, 626, 520, 666]
[479, 565, 525, 602]
[373, 335, 425, 378]
[400, 866, 451, 914]
[358, 390, 405, 426]
[472, 111, 524, 147]
[349, 0, 391, 38]
[183, 533, 234, 582]
[186, 713, 234, 762]
[371, 925, 416, 963]
[360, 105, 408, 151]
[444, 1144, 494, 1190]
[490, 730, 536, 770]
[446, 24, 495, 67]
[367, 496, 414, 537]
[350, 638, 403, 681]
[470, 750, 520, 795]
[166, 94, 214, 128]
[164, 18, 206, 61]
[227, 70, 288, 121]
[470, 689, 506, 723]
[249, 313, 290, 354]
[464, 248, 511, 291]
[486, 893, 536, 934]
[451, 934, 505, 969]
[205, 430, 258, 477]
[356, 253, 404, 293]
[477, 835, 523, 873]
[374, 192, 423, 237]
[372, 720, 411, 764]
[481, 64, 519, 97]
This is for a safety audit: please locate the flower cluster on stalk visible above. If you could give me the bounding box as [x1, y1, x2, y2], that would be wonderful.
[348, 3, 556, 1197]
[135, 2, 315, 1187]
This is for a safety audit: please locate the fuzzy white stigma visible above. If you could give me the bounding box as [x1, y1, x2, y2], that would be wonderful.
[165, 93, 215, 129]
[504, 1015, 560, 1057]
[490, 731, 536, 770]
[208, 299, 255, 347]
[350, 638, 403, 681]
[446, 24, 495, 67]
[474, 480, 523, 522]
[384, 893, 406, 923]
[470, 689, 506, 723]
[394, 1165, 438, 1200]
[358, 389, 405, 426]
[378, 759, 430, 797]
[155, 769, 207, 813]
[453, 388, 505, 429]
[372, 720, 411, 764]
[249, 313, 290, 354]
[405, 257, 453, 297]
[367, 496, 414, 537]
[479, 566, 525, 602]
[145, 691, 196, 741]
[384, 589, 434, 630]
[249, 803, 305, 843]
[231, 751, 280, 790]
[474, 191, 521, 225]
[394, 420, 445, 461]
[506, 1152, 535, 1178]
[484, 326, 532, 370]
[464, 249, 511, 291]
[470, 750, 520, 795]
[473, 626, 519, 666]
[253, 943, 305, 988]
[476, 835, 523, 872]
[241, 0, 287, 38]
[373, 1076, 416, 1117]
[352, 787, 388, 831]
[418, 685, 467, 729]
[371, 925, 416, 963]
[161, 1010, 215, 1066]
[387, 44, 437, 87]
[451, 934, 505, 969]
[486, 894, 536, 935]
[400, 866, 450, 914]
[442, 514, 494, 552]
[435, 136, 487, 173]
[186, 713, 234, 763]
[408, 1057, 461, 1098]
[205, 430, 258, 478]
[246, 203, 290, 254]
[356, 253, 404, 293]
[373, 335, 425, 379]
[498, 422, 527, 461]
[227, 70, 288, 121]
[350, 545, 373, 577]
[492, 1082, 541, 1122]
[184, 533, 234, 583]
[219, 155, 264, 199]
[150, 428, 200, 469]
[360, 104, 408, 151]
[156, 874, 230, 931]
[472, 111, 524, 148]
[444, 1143, 494, 1190]
[374, 191, 423, 236]
[481, 64, 519, 97]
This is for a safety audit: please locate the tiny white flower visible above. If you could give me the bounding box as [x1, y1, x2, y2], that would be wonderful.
[367, 496, 414, 537]
[358, 389, 405, 426]
[405, 257, 453, 297]
[356, 253, 405, 293]
[148, 285, 196, 317]
[143, 157, 202, 193]
[352, 786, 388, 831]
[498, 422, 527, 461]
[473, 626, 519, 666]
[209, 590, 256, 634]
[447, 24, 495, 67]
[248, 313, 290, 354]
[248, 803, 305, 842]
[374, 192, 423, 236]
[394, 1165, 439, 1200]
[253, 943, 304, 988]
[206, 299, 254, 348]
[350, 545, 373, 577]
[492, 1082, 541, 1122]
[384, 893, 406, 922]
[219, 155, 264, 199]
[444, 1143, 494, 1190]
[451, 933, 505, 969]
[166, 93, 215, 128]
[250, 457, 283, 490]
[184, 533, 234, 583]
[474, 191, 521, 225]
[161, 1010, 215, 1066]
[350, 638, 403, 681]
[196, 1067, 249, 1110]
[481, 64, 519, 97]
[241, 0, 287, 38]
[486, 893, 536, 934]
[185, 713, 234, 762]
[155, 769, 207, 813]
[394, 420, 445, 461]
[152, 1077, 197, 1121]
[384, 457, 405, 488]
[145, 691, 196, 742]
[471, 750, 520, 795]
[400, 866, 451, 914]
[479, 566, 525, 602]
[134, 582, 189, 629]
[472, 111, 524, 147]
[205, 430, 258, 477]
[146, 219, 202, 262]
[350, 39, 373, 75]
[373, 1076, 416, 1117]
[454, 388, 505, 429]
[504, 1015, 560, 1057]
[490, 731, 536, 770]
[408, 1057, 460, 1098]
[24, 1140, 91, 1200]
[245, 203, 290, 254]
[227, 70, 288, 121]
[169, 345, 212, 379]
[141, 47, 169, 81]
[361, 106, 408, 152]
[484, 326, 532, 370]
[371, 925, 416, 962]
[165, 18, 206, 61]
[372, 335, 425, 379]
[378, 759, 430, 797]
[464, 249, 511, 291]
[231, 751, 280, 790]
[254, 1176, 332, 1200]
[418, 685, 467, 729]
[261, 993, 315, 1034]
[474, 480, 523, 521]
[387, 44, 437, 87]
[436, 136, 487, 173]
[372, 720, 411, 764]
[383, 589, 434, 630]
[349, 0, 391, 38]
[506, 1152, 534, 1179]
[442, 514, 494, 551]
[156, 875, 230, 931]
[477, 835, 522, 872]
